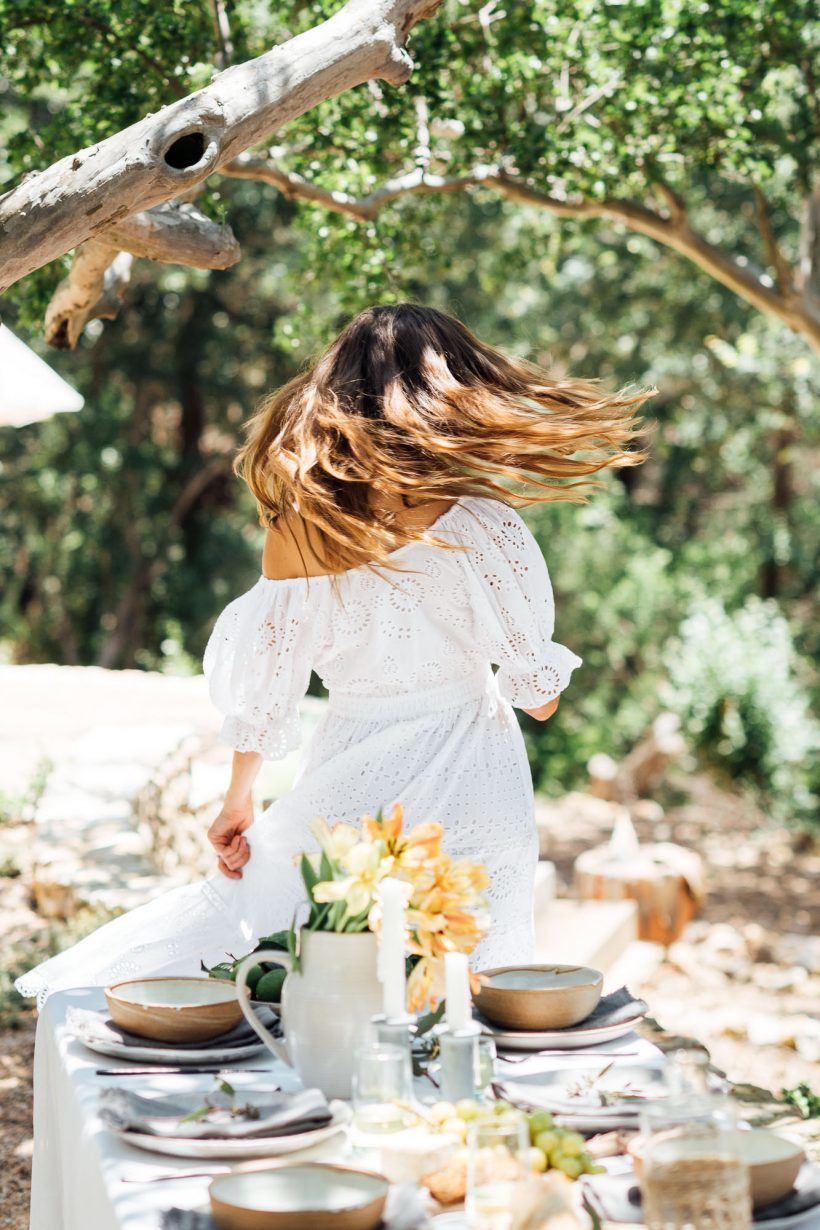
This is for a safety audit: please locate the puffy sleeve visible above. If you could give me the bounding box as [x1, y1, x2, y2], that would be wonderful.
[202, 578, 314, 759]
[457, 499, 583, 708]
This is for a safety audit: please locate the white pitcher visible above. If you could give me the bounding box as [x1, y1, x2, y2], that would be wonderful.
[235, 929, 383, 1099]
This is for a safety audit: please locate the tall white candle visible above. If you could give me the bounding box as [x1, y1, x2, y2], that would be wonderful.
[444, 951, 471, 1032]
[378, 878, 406, 1018]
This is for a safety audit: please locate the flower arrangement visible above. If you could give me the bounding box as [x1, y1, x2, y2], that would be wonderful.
[299, 803, 490, 1011]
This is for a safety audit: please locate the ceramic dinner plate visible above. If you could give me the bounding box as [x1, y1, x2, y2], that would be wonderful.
[480, 1012, 646, 1051]
[74, 1031, 266, 1065]
[110, 1101, 352, 1159]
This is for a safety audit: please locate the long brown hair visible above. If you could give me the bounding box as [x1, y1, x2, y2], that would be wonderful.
[235, 302, 652, 572]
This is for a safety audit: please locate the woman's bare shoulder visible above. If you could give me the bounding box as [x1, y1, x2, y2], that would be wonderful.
[262, 513, 327, 580]
[261, 498, 460, 580]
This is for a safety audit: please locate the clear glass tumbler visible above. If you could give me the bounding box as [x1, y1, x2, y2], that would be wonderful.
[466, 1116, 530, 1230]
[351, 1041, 414, 1134]
[639, 1099, 752, 1230]
[475, 1035, 497, 1099]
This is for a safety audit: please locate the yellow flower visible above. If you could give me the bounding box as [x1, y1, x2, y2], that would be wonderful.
[313, 840, 392, 917]
[311, 817, 360, 862]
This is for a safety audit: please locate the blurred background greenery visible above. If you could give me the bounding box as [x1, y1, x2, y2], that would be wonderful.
[1, 0, 817, 825]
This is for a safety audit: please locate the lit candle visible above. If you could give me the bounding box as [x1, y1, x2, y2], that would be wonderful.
[378, 878, 406, 1019]
[444, 951, 472, 1032]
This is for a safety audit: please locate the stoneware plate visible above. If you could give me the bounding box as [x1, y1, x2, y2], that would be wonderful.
[629, 1129, 806, 1209]
[71, 1026, 265, 1066]
[105, 977, 245, 1043]
[481, 1014, 645, 1051]
[474, 965, 604, 1031]
[209, 1162, 389, 1230]
[110, 1102, 352, 1160]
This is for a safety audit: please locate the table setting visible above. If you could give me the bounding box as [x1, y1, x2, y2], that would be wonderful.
[31, 805, 820, 1230]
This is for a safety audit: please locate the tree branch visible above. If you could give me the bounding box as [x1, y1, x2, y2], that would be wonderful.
[798, 180, 820, 321]
[754, 186, 796, 298]
[0, 0, 442, 293]
[42, 202, 240, 350]
[207, 0, 234, 70]
[44, 243, 132, 350]
[106, 201, 240, 269]
[222, 155, 820, 352]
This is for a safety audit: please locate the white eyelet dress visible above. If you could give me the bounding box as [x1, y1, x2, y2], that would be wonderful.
[16, 497, 581, 1005]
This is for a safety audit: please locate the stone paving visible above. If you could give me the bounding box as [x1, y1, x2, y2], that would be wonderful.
[0, 664, 323, 916]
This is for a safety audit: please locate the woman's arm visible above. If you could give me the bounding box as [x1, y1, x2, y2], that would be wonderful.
[207, 750, 263, 879]
[522, 696, 560, 722]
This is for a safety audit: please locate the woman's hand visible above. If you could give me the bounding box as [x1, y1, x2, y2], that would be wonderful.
[208, 796, 254, 880]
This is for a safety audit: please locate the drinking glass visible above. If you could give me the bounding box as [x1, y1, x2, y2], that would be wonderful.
[466, 1116, 530, 1230]
[351, 1041, 414, 1133]
[639, 1099, 751, 1230]
[475, 1035, 497, 1099]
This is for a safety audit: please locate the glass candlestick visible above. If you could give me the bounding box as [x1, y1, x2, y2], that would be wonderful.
[370, 1012, 415, 1054]
[439, 1025, 481, 1103]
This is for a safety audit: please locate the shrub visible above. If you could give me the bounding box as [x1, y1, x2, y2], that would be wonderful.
[662, 596, 819, 823]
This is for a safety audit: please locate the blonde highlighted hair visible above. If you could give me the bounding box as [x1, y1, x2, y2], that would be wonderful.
[235, 302, 652, 572]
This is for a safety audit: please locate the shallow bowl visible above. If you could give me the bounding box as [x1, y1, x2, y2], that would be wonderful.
[473, 965, 603, 1031]
[628, 1129, 805, 1208]
[209, 1164, 389, 1230]
[105, 976, 244, 1043]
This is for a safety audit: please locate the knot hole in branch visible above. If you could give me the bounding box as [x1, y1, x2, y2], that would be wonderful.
[164, 132, 207, 170]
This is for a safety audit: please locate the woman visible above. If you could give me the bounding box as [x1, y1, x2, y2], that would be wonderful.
[17, 303, 649, 1003]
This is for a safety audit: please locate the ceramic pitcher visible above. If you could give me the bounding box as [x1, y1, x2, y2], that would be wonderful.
[235, 929, 383, 1099]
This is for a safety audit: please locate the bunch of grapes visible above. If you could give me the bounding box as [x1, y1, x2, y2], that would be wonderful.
[424, 1098, 604, 1181]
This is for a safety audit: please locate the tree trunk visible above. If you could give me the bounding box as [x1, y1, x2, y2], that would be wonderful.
[760, 419, 796, 600]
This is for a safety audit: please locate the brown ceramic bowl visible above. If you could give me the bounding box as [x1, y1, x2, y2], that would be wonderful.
[209, 1164, 389, 1230]
[628, 1129, 805, 1208]
[474, 965, 603, 1031]
[104, 976, 244, 1043]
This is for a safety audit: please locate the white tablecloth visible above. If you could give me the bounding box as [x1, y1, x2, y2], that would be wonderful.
[36, 987, 797, 1230]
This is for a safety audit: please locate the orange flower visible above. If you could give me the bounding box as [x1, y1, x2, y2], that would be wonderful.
[361, 802, 405, 846]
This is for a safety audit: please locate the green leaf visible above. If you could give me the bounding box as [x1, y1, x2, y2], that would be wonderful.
[179, 1105, 212, 1123]
[300, 853, 319, 898]
[254, 931, 290, 952]
[415, 1001, 446, 1036]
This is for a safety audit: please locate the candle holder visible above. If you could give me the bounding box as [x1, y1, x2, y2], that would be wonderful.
[370, 1012, 416, 1054]
[439, 1023, 482, 1103]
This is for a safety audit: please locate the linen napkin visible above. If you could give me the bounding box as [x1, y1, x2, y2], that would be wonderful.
[491, 1076, 645, 1133]
[160, 1183, 430, 1229]
[99, 1086, 332, 1140]
[67, 1005, 278, 1051]
[581, 1163, 820, 1225]
[570, 987, 648, 1030]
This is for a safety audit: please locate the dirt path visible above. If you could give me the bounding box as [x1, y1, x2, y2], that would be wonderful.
[0, 1018, 35, 1230]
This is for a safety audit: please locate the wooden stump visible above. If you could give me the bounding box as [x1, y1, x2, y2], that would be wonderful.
[574, 843, 703, 946]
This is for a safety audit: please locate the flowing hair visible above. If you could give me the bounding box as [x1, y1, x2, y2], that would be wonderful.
[235, 302, 652, 572]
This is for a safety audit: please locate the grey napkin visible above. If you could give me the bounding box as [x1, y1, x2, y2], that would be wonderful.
[68, 1005, 278, 1051]
[99, 1086, 332, 1140]
[581, 1163, 820, 1224]
[573, 987, 648, 1030]
[491, 1077, 643, 1132]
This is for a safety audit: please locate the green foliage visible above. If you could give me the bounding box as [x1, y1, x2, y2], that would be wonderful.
[0, 757, 52, 825]
[663, 596, 819, 821]
[781, 1083, 820, 1119]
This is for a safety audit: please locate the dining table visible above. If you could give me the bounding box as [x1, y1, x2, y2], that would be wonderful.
[29, 986, 818, 1230]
